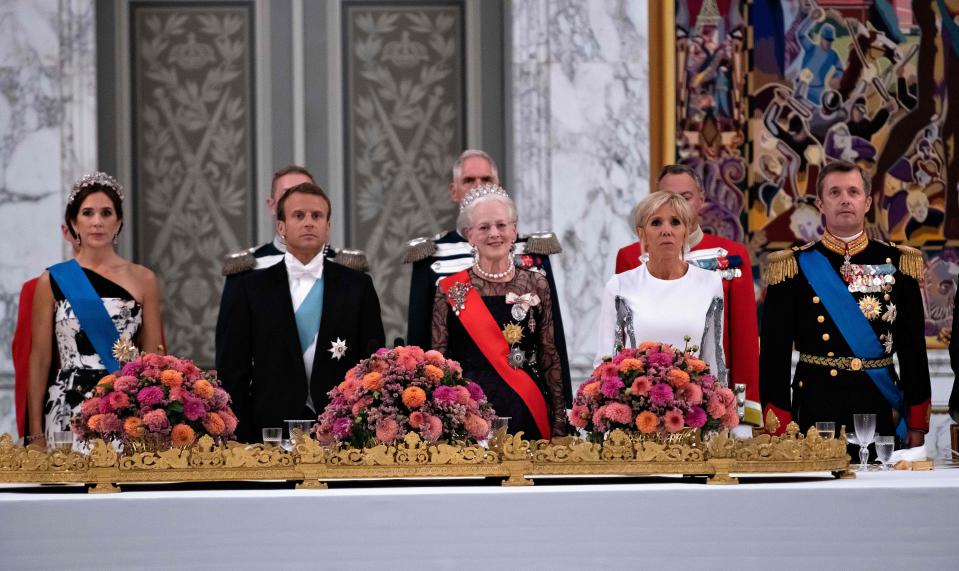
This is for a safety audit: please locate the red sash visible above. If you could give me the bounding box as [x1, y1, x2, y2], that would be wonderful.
[439, 271, 551, 439]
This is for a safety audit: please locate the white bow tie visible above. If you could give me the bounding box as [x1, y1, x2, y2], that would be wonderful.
[288, 264, 322, 281]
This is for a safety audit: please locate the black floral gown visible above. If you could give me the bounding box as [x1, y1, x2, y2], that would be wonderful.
[432, 268, 567, 439]
[45, 270, 142, 438]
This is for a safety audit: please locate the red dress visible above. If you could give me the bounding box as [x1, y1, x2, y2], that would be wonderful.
[615, 234, 762, 426]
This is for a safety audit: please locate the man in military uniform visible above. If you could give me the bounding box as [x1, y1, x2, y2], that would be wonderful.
[220, 165, 369, 274]
[760, 161, 930, 447]
[404, 149, 573, 406]
[615, 164, 762, 428]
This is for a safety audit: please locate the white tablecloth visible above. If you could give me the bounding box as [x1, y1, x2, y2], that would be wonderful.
[1, 470, 958, 570]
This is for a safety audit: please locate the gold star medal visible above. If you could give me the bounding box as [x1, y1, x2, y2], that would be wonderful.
[502, 323, 524, 345]
[858, 295, 882, 320]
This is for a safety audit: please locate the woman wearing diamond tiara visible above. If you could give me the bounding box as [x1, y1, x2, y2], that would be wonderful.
[27, 172, 164, 445]
[595, 192, 728, 385]
[431, 184, 567, 439]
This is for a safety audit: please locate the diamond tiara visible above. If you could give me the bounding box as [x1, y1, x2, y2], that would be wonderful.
[68, 172, 124, 205]
[459, 183, 510, 212]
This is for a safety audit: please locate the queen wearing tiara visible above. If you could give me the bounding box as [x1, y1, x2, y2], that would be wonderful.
[27, 172, 164, 445]
[431, 184, 567, 439]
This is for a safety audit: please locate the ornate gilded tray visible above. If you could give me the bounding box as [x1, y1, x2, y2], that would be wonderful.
[0, 423, 851, 493]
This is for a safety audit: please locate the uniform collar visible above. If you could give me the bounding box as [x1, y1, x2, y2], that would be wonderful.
[821, 229, 868, 257]
[688, 226, 704, 249]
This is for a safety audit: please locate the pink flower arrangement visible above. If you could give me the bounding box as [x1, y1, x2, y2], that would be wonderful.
[71, 353, 238, 448]
[315, 346, 498, 448]
[569, 343, 739, 439]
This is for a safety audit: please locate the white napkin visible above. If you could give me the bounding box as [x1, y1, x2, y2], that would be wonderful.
[889, 445, 927, 464]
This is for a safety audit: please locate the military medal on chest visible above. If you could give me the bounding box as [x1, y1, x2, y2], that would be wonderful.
[844, 262, 896, 293]
[505, 292, 541, 331]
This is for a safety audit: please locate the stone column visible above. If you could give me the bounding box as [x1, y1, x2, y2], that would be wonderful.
[509, 0, 650, 379]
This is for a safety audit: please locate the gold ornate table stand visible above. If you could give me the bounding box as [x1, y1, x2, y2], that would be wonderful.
[0, 423, 849, 492]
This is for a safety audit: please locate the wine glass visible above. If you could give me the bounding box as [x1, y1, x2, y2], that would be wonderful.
[874, 436, 895, 471]
[815, 421, 835, 440]
[853, 414, 876, 470]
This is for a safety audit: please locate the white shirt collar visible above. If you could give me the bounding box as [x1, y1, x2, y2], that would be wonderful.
[834, 230, 864, 243]
[284, 249, 325, 282]
[273, 234, 287, 253]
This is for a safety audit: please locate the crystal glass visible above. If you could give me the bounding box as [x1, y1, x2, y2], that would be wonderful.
[285, 419, 314, 445]
[875, 435, 895, 471]
[815, 421, 835, 440]
[50, 430, 75, 451]
[490, 416, 511, 436]
[262, 427, 282, 447]
[853, 413, 876, 470]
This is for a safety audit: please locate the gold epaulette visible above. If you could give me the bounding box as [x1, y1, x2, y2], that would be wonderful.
[333, 248, 370, 273]
[764, 247, 799, 285]
[896, 244, 924, 281]
[524, 231, 562, 255]
[221, 248, 256, 276]
[403, 236, 437, 264]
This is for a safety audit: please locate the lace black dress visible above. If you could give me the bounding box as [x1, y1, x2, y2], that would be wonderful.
[45, 269, 142, 438]
[432, 268, 567, 439]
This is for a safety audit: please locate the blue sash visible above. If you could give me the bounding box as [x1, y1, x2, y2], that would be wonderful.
[48, 260, 121, 373]
[295, 278, 324, 354]
[798, 250, 907, 439]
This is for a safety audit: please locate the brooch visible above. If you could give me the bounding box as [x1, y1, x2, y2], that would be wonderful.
[446, 282, 471, 316]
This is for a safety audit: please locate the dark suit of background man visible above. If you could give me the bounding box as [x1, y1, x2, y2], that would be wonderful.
[761, 161, 930, 448]
[216, 183, 385, 441]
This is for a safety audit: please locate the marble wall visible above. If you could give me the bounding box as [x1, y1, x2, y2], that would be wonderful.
[510, 0, 649, 379]
[0, 0, 97, 438]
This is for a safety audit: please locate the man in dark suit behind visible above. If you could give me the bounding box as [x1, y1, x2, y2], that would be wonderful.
[216, 182, 385, 442]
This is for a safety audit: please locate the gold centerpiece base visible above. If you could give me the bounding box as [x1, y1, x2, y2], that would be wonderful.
[0, 423, 851, 492]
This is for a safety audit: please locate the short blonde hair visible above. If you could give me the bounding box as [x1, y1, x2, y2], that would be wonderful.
[631, 192, 694, 241]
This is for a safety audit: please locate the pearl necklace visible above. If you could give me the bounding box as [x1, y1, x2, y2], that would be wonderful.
[473, 261, 515, 281]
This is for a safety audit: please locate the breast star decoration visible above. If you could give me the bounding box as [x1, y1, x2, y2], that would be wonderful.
[502, 323, 524, 345]
[329, 338, 347, 360]
[882, 302, 897, 324]
[858, 295, 882, 321]
[880, 332, 894, 354]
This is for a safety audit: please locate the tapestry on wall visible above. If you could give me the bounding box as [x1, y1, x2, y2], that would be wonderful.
[675, 0, 959, 345]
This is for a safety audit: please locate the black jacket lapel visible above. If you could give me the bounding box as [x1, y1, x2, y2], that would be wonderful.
[310, 263, 341, 385]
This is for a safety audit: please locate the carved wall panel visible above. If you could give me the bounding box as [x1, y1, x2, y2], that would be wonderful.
[131, 2, 256, 365]
[343, 1, 465, 343]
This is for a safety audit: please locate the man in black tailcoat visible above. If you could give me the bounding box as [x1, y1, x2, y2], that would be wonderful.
[216, 183, 385, 442]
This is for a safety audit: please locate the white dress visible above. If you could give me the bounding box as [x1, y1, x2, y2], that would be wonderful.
[594, 263, 727, 384]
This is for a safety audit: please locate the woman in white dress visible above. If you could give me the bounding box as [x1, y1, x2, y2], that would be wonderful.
[595, 191, 726, 384]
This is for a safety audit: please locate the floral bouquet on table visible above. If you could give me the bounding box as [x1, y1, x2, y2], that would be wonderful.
[569, 342, 739, 441]
[70, 353, 238, 448]
[316, 345, 498, 449]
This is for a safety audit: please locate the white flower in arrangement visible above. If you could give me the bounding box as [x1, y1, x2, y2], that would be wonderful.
[329, 338, 347, 360]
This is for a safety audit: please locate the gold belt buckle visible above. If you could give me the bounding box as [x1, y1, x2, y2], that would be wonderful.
[850, 358, 863, 371]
